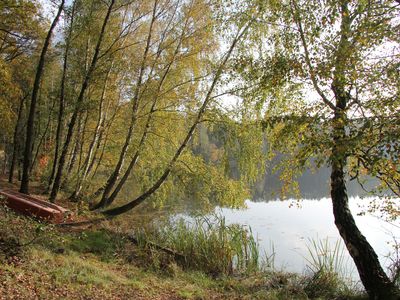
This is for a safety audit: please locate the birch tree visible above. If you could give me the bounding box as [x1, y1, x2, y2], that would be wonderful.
[236, 0, 400, 298]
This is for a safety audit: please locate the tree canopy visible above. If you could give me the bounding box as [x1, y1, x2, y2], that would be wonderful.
[0, 0, 399, 298]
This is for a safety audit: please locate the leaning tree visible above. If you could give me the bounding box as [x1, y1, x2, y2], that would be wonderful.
[232, 0, 400, 298]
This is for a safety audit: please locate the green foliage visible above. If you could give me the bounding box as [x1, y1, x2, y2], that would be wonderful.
[171, 151, 251, 210]
[0, 0, 260, 214]
[0, 0, 42, 61]
[0, 0, 44, 139]
[232, 0, 400, 220]
[0, 0, 266, 215]
[134, 215, 264, 276]
[0, 59, 17, 138]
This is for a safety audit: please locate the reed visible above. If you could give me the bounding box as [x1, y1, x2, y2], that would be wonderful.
[305, 238, 348, 275]
[134, 214, 263, 275]
[387, 238, 400, 287]
[304, 237, 358, 298]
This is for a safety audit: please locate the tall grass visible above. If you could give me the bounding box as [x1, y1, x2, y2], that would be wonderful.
[134, 215, 265, 276]
[305, 238, 349, 275]
[387, 238, 400, 287]
[304, 237, 358, 298]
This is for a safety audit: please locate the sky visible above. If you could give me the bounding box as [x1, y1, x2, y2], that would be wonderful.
[39, 0, 73, 19]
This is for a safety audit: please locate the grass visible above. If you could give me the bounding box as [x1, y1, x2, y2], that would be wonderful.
[303, 238, 360, 299]
[305, 238, 349, 277]
[66, 230, 125, 261]
[0, 202, 367, 299]
[134, 215, 265, 276]
[387, 238, 400, 288]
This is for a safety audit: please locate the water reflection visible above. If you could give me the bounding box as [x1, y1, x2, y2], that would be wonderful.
[120, 165, 398, 283]
[252, 165, 380, 200]
[216, 197, 399, 281]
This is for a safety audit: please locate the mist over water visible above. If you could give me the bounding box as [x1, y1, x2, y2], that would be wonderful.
[252, 163, 381, 201]
[129, 161, 398, 282]
[208, 166, 398, 281]
[216, 196, 399, 281]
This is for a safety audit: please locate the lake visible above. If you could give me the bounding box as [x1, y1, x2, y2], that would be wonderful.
[214, 196, 399, 282]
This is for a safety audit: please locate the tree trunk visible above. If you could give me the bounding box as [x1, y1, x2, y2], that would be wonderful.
[50, 0, 115, 201]
[86, 101, 108, 176]
[103, 104, 153, 207]
[93, 1, 159, 209]
[77, 111, 89, 174]
[2, 137, 9, 175]
[20, 0, 65, 194]
[73, 3, 135, 200]
[70, 65, 112, 200]
[101, 23, 250, 216]
[327, 1, 400, 297]
[330, 109, 399, 300]
[31, 94, 56, 172]
[66, 116, 82, 176]
[48, 0, 76, 192]
[89, 104, 119, 181]
[99, 12, 188, 208]
[9, 94, 27, 183]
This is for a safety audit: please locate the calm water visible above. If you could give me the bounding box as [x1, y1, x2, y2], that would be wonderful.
[215, 196, 399, 280]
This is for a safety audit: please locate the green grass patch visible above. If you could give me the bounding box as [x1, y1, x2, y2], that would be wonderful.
[66, 230, 123, 261]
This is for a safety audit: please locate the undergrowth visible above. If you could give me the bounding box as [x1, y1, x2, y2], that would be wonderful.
[0, 203, 368, 299]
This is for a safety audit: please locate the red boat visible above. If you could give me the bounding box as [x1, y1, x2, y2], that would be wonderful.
[0, 189, 70, 224]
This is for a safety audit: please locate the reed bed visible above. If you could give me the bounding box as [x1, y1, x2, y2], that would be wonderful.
[134, 215, 264, 275]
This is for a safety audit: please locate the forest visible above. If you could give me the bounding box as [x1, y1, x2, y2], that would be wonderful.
[0, 0, 399, 299]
